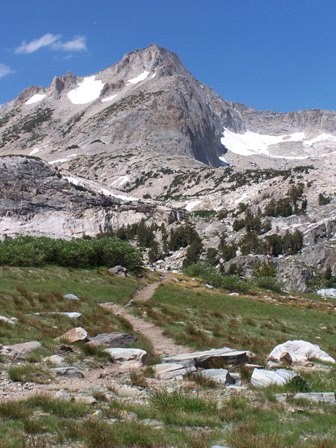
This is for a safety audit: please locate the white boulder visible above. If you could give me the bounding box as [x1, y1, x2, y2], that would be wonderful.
[251, 368, 298, 388]
[268, 340, 335, 364]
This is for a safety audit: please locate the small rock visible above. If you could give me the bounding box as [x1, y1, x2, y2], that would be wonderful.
[104, 348, 147, 364]
[60, 312, 82, 319]
[199, 368, 236, 385]
[43, 355, 65, 366]
[58, 327, 89, 343]
[54, 390, 71, 400]
[108, 265, 127, 276]
[73, 396, 96, 405]
[63, 293, 79, 301]
[52, 367, 84, 378]
[87, 333, 137, 348]
[0, 316, 17, 326]
[115, 386, 144, 397]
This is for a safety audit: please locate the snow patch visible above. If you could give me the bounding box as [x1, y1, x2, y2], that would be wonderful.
[221, 128, 306, 157]
[101, 94, 118, 103]
[29, 148, 40, 156]
[221, 128, 336, 161]
[185, 200, 201, 211]
[49, 154, 77, 165]
[25, 94, 47, 105]
[305, 133, 336, 145]
[127, 70, 150, 85]
[67, 76, 105, 105]
[110, 176, 129, 188]
[63, 175, 137, 201]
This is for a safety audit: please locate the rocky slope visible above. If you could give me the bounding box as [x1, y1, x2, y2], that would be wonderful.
[0, 44, 336, 291]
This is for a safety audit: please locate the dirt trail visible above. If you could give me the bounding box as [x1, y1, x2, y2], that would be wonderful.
[100, 272, 189, 356]
[0, 273, 189, 402]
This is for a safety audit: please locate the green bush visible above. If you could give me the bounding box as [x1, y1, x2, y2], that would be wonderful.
[0, 236, 142, 271]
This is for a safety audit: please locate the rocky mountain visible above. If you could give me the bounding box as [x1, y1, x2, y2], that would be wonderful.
[0, 44, 336, 291]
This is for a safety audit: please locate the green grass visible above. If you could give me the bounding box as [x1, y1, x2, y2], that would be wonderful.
[134, 283, 336, 363]
[7, 364, 53, 384]
[0, 266, 139, 346]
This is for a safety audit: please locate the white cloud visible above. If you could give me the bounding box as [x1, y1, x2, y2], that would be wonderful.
[16, 33, 61, 54]
[52, 36, 87, 52]
[0, 64, 14, 79]
[16, 34, 87, 54]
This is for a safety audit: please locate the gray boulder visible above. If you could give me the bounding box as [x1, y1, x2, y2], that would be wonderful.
[104, 348, 147, 364]
[199, 368, 236, 385]
[108, 265, 127, 276]
[251, 368, 299, 388]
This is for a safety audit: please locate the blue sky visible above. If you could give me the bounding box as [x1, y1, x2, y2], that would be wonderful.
[1, 0, 336, 112]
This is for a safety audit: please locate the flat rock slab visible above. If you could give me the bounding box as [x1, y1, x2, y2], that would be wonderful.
[163, 347, 254, 368]
[268, 340, 335, 364]
[58, 327, 88, 343]
[1, 341, 42, 359]
[153, 363, 196, 380]
[251, 368, 298, 388]
[199, 368, 236, 385]
[104, 348, 147, 364]
[52, 367, 84, 378]
[276, 392, 336, 404]
[88, 333, 137, 348]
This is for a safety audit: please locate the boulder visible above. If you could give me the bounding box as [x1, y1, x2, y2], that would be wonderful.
[0, 316, 17, 326]
[59, 327, 89, 343]
[268, 340, 335, 364]
[1, 341, 42, 359]
[63, 293, 79, 301]
[163, 347, 254, 368]
[317, 288, 336, 299]
[52, 367, 84, 378]
[108, 265, 127, 276]
[87, 333, 137, 348]
[251, 368, 299, 388]
[199, 368, 236, 385]
[104, 348, 147, 364]
[153, 363, 196, 380]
